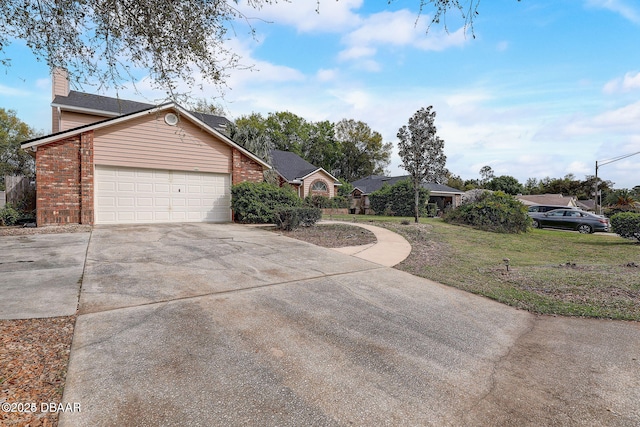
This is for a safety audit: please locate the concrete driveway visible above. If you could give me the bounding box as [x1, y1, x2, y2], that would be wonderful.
[59, 223, 639, 426]
[0, 232, 89, 319]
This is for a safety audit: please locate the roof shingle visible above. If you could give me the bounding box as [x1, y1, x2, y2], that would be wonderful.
[351, 175, 464, 195]
[52, 90, 230, 130]
[270, 150, 323, 182]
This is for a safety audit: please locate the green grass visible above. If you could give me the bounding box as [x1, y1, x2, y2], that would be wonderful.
[330, 216, 640, 321]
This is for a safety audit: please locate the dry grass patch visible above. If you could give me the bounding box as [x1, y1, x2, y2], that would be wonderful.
[382, 220, 640, 320]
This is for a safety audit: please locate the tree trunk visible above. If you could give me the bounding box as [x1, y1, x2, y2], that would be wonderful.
[414, 187, 420, 223]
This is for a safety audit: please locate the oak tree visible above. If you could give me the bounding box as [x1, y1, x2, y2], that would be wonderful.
[397, 106, 447, 223]
[0, 109, 38, 190]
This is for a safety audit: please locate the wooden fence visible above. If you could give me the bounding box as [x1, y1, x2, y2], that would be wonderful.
[2, 175, 36, 210]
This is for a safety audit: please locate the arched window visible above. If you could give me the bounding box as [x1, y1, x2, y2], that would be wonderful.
[311, 181, 328, 192]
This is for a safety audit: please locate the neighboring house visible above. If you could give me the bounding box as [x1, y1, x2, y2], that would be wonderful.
[21, 69, 270, 226]
[576, 199, 596, 211]
[350, 175, 464, 214]
[517, 194, 578, 208]
[269, 150, 340, 198]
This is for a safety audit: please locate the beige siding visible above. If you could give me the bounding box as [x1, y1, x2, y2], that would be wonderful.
[52, 68, 69, 99]
[302, 171, 335, 198]
[61, 112, 107, 131]
[94, 113, 232, 173]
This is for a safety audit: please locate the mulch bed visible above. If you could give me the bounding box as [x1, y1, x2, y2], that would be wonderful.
[0, 225, 91, 237]
[276, 223, 377, 248]
[0, 316, 76, 427]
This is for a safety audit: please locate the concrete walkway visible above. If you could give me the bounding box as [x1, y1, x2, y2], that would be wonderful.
[321, 220, 412, 267]
[0, 232, 90, 319]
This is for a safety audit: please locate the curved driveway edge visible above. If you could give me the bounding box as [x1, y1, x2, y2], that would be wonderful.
[59, 224, 640, 426]
[321, 220, 412, 267]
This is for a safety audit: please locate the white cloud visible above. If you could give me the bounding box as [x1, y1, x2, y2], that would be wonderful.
[338, 9, 467, 62]
[584, 0, 640, 24]
[566, 161, 591, 176]
[338, 46, 377, 61]
[316, 68, 338, 82]
[603, 71, 640, 94]
[592, 100, 640, 130]
[235, 0, 363, 33]
[35, 78, 50, 89]
[0, 84, 29, 96]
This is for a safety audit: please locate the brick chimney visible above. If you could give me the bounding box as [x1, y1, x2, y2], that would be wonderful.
[51, 68, 69, 132]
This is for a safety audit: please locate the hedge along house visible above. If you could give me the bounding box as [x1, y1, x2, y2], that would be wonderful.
[21, 69, 270, 226]
[350, 175, 464, 215]
[269, 150, 341, 199]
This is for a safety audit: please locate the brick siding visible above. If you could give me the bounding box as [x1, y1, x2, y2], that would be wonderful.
[36, 131, 94, 226]
[232, 148, 264, 184]
[35, 137, 259, 226]
[80, 132, 94, 224]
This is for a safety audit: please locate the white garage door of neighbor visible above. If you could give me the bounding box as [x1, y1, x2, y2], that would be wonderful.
[95, 166, 231, 224]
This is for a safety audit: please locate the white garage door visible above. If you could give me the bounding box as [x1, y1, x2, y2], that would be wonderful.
[95, 166, 231, 224]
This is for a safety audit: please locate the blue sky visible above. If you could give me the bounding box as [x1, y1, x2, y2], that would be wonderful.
[1, 0, 639, 189]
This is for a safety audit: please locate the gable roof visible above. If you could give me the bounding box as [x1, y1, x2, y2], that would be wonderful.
[21, 103, 271, 169]
[52, 91, 154, 116]
[351, 175, 410, 194]
[517, 194, 577, 207]
[51, 90, 230, 131]
[423, 183, 465, 194]
[351, 175, 465, 195]
[270, 150, 339, 184]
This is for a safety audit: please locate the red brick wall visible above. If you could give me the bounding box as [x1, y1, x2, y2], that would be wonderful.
[36, 131, 94, 225]
[231, 148, 264, 184]
[80, 132, 94, 224]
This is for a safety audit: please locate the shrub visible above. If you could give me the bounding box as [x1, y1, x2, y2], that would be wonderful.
[610, 212, 640, 242]
[304, 194, 332, 208]
[337, 178, 354, 197]
[426, 203, 438, 217]
[330, 195, 349, 209]
[0, 203, 21, 226]
[231, 182, 301, 224]
[443, 191, 530, 233]
[603, 205, 640, 217]
[369, 179, 429, 217]
[461, 189, 491, 205]
[274, 206, 322, 230]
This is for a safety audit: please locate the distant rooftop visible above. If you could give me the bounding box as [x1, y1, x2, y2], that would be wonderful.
[351, 175, 464, 194]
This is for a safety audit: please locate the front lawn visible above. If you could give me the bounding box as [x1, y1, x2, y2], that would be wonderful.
[324, 215, 640, 321]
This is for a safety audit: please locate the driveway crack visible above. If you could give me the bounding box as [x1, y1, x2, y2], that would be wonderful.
[464, 314, 538, 415]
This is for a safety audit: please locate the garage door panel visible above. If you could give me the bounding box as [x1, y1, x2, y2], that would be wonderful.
[118, 182, 135, 192]
[95, 166, 231, 224]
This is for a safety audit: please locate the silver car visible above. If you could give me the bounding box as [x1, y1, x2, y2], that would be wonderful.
[529, 208, 610, 234]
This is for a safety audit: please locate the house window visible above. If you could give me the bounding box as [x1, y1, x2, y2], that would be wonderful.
[311, 181, 328, 192]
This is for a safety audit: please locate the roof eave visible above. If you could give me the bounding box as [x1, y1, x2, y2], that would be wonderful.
[299, 167, 340, 182]
[50, 103, 120, 118]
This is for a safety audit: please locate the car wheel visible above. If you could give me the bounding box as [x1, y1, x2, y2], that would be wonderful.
[532, 219, 541, 229]
[577, 224, 592, 234]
